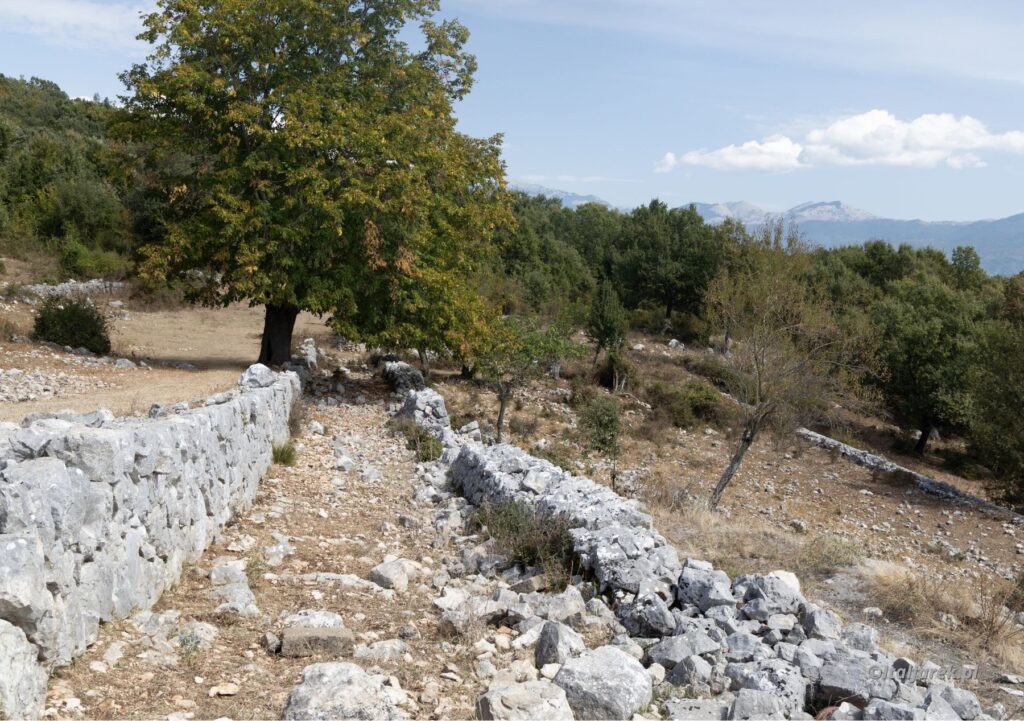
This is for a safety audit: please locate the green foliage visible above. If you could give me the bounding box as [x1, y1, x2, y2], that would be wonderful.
[272, 442, 296, 466]
[586, 282, 627, 360]
[579, 395, 621, 457]
[870, 271, 981, 448]
[969, 320, 1024, 508]
[59, 237, 130, 279]
[642, 379, 725, 429]
[31, 295, 111, 353]
[0, 75, 132, 273]
[473, 315, 584, 441]
[596, 347, 637, 392]
[388, 416, 443, 463]
[477, 501, 576, 582]
[616, 201, 723, 319]
[120, 0, 510, 362]
[491, 192, 598, 316]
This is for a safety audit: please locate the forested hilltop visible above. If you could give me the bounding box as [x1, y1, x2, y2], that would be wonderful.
[0, 65, 1022, 511]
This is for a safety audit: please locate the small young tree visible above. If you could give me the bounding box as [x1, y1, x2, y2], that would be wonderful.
[586, 282, 627, 365]
[579, 394, 622, 489]
[706, 239, 848, 509]
[475, 316, 582, 442]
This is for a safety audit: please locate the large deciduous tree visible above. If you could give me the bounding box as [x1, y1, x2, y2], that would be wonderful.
[616, 201, 721, 321]
[870, 272, 981, 454]
[119, 0, 509, 364]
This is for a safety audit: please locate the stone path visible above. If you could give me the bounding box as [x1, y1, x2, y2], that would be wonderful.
[46, 384, 484, 719]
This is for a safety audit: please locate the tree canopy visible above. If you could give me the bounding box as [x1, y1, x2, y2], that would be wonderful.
[118, 0, 510, 363]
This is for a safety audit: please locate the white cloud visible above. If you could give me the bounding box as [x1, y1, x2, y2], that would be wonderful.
[667, 110, 1024, 172]
[670, 136, 804, 173]
[653, 152, 677, 173]
[0, 0, 150, 51]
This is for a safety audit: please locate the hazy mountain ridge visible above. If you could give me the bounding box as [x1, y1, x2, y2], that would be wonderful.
[510, 183, 613, 210]
[512, 184, 1023, 275]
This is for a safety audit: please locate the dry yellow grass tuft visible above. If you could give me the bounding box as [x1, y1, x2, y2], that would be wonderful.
[861, 561, 1024, 672]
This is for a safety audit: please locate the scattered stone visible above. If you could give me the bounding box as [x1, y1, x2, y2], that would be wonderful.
[553, 645, 652, 720]
[370, 560, 410, 592]
[281, 611, 354, 658]
[282, 663, 406, 720]
[476, 681, 574, 720]
[535, 621, 586, 667]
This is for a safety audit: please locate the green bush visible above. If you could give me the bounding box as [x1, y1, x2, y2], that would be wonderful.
[32, 295, 111, 353]
[477, 501, 577, 583]
[579, 395, 621, 456]
[596, 348, 637, 391]
[642, 379, 726, 429]
[59, 238, 130, 280]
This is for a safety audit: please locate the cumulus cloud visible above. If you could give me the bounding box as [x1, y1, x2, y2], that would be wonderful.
[661, 110, 1024, 172]
[0, 0, 150, 51]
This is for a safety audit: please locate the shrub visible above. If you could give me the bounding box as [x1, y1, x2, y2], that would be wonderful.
[642, 379, 726, 429]
[579, 395, 621, 456]
[596, 348, 637, 392]
[387, 416, 443, 463]
[509, 415, 540, 438]
[59, 238, 130, 280]
[32, 295, 111, 353]
[272, 442, 296, 466]
[477, 501, 577, 584]
[680, 353, 751, 393]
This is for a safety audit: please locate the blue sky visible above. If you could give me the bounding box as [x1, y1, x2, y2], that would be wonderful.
[2, 0, 1024, 220]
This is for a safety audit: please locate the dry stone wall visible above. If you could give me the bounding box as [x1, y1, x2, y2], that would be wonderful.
[0, 364, 299, 719]
[384, 363, 994, 720]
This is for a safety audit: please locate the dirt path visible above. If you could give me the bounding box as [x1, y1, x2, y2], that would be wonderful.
[45, 379, 481, 720]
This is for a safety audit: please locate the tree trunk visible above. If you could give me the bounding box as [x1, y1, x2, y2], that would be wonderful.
[460, 364, 475, 380]
[257, 304, 299, 366]
[710, 421, 758, 509]
[496, 388, 509, 443]
[914, 420, 933, 455]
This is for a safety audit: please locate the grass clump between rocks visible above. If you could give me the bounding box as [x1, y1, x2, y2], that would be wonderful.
[272, 442, 297, 466]
[477, 500, 578, 585]
[387, 416, 443, 463]
[32, 294, 111, 354]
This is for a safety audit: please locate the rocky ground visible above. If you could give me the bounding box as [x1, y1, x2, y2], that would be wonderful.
[4, 277, 1023, 719]
[45, 369, 597, 720]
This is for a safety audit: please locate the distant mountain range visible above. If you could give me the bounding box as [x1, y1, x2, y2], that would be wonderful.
[512, 185, 1024, 275]
[690, 200, 1024, 275]
[510, 183, 614, 210]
